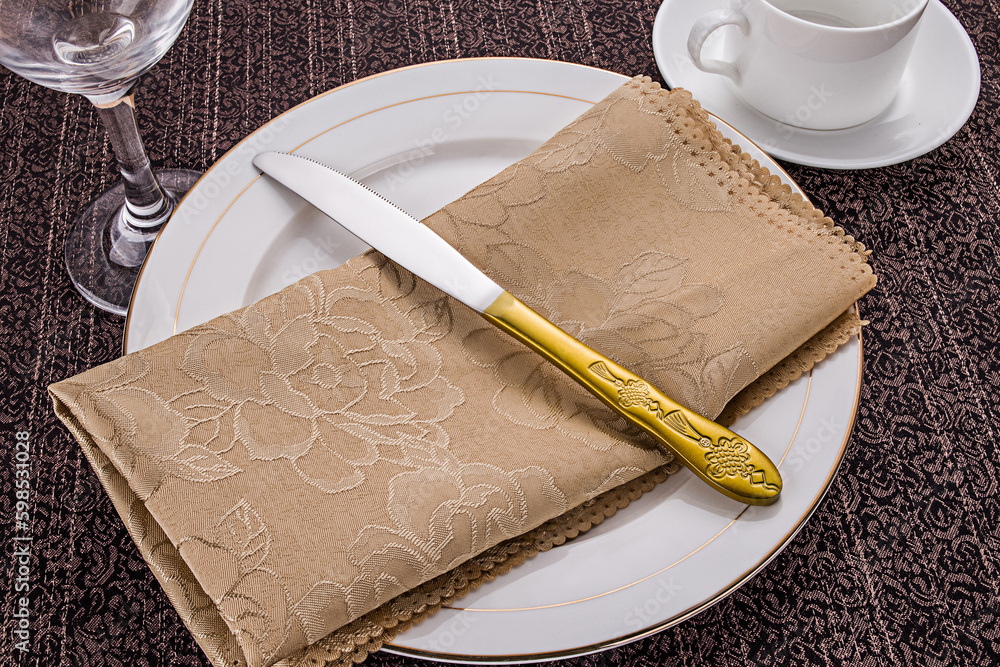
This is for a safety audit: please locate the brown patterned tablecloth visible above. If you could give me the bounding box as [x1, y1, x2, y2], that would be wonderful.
[1, 1, 997, 666]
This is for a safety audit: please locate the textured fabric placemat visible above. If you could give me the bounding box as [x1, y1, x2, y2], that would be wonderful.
[49, 78, 874, 667]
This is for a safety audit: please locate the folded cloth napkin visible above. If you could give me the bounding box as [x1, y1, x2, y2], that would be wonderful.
[50, 77, 875, 667]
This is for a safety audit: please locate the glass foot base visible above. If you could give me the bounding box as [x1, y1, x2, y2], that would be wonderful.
[65, 169, 201, 316]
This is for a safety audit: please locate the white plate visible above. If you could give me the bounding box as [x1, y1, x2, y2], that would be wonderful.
[125, 58, 862, 663]
[652, 0, 980, 169]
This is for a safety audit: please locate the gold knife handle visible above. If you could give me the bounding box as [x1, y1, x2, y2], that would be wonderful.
[482, 292, 781, 506]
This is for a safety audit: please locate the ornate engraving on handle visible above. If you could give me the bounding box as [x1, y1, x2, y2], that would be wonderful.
[589, 362, 779, 492]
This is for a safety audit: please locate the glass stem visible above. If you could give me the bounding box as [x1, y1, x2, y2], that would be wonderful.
[93, 86, 173, 230]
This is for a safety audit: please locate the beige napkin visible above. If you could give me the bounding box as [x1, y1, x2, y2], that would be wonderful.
[50, 77, 875, 667]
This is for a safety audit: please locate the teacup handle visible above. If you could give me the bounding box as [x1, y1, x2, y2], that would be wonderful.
[687, 9, 749, 81]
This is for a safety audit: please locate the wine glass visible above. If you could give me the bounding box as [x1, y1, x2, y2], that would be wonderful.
[0, 0, 200, 315]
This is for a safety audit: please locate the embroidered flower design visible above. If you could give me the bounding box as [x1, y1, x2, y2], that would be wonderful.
[438, 89, 694, 231]
[342, 449, 567, 617]
[179, 500, 293, 667]
[440, 162, 549, 229]
[465, 250, 747, 444]
[178, 275, 464, 494]
[64, 355, 243, 498]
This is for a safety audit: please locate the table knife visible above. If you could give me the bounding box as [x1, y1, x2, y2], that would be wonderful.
[253, 151, 782, 506]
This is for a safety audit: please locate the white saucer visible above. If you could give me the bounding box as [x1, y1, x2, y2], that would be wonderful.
[652, 0, 980, 169]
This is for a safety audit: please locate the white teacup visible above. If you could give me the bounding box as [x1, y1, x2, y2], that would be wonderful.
[687, 0, 929, 130]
